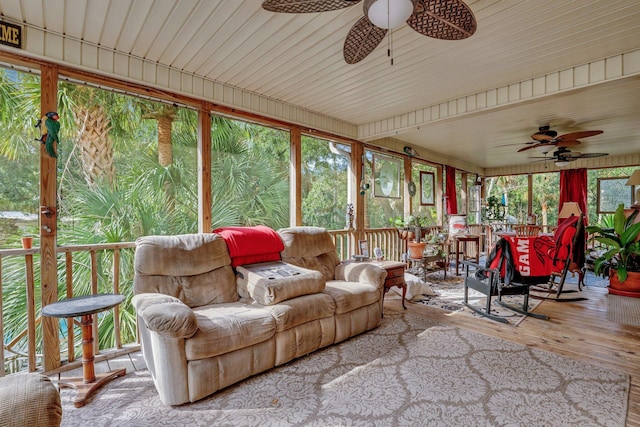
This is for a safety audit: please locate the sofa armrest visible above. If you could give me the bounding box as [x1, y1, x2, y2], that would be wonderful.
[132, 293, 198, 339]
[334, 263, 387, 289]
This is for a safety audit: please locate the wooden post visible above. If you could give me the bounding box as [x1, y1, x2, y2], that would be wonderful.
[40, 64, 61, 371]
[353, 143, 365, 242]
[435, 164, 444, 226]
[527, 173, 533, 216]
[198, 109, 212, 233]
[290, 127, 302, 226]
[404, 156, 412, 219]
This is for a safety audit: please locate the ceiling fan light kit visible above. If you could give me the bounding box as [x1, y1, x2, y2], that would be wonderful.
[366, 0, 413, 29]
[554, 160, 570, 167]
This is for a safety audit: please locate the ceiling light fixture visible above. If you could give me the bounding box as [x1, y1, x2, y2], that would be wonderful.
[535, 144, 552, 154]
[555, 160, 570, 167]
[366, 0, 414, 29]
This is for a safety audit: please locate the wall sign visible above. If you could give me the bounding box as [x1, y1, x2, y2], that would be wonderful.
[0, 21, 22, 49]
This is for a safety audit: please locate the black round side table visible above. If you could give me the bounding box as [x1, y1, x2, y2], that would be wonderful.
[42, 293, 126, 407]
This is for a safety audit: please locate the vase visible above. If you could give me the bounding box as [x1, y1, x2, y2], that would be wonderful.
[608, 271, 640, 298]
[407, 242, 426, 259]
[21, 237, 33, 249]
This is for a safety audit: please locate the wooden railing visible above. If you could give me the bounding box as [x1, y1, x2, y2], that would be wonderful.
[328, 228, 405, 262]
[0, 242, 138, 377]
[1, 227, 415, 377]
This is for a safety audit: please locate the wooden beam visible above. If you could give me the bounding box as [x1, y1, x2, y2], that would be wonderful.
[290, 127, 302, 226]
[353, 143, 365, 240]
[404, 156, 412, 219]
[40, 64, 61, 371]
[527, 173, 533, 215]
[198, 109, 212, 233]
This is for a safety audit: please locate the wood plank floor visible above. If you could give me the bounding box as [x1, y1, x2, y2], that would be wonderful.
[55, 284, 639, 426]
[384, 285, 640, 427]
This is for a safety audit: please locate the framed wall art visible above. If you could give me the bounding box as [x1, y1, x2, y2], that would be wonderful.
[373, 154, 401, 199]
[358, 240, 370, 257]
[420, 171, 435, 206]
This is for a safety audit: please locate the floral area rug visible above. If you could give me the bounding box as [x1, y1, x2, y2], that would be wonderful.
[59, 310, 629, 426]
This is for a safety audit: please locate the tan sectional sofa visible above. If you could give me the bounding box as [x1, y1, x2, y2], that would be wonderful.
[132, 226, 386, 405]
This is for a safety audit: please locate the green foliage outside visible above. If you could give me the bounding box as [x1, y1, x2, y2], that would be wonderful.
[0, 68, 292, 372]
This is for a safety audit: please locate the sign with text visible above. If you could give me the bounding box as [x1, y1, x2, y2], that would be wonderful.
[0, 21, 22, 49]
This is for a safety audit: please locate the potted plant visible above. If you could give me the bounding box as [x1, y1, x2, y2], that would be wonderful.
[586, 204, 640, 297]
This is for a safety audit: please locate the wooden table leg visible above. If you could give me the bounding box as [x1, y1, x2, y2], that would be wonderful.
[57, 314, 126, 407]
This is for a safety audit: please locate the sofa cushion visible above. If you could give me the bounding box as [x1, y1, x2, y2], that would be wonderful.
[323, 280, 380, 314]
[134, 234, 237, 308]
[185, 303, 276, 360]
[236, 261, 325, 305]
[255, 292, 336, 332]
[213, 225, 284, 268]
[278, 226, 338, 258]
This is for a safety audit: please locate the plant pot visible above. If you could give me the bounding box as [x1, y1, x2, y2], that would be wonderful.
[407, 242, 426, 259]
[21, 237, 33, 249]
[608, 271, 640, 298]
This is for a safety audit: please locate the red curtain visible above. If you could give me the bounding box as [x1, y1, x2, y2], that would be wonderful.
[559, 168, 587, 224]
[445, 166, 457, 215]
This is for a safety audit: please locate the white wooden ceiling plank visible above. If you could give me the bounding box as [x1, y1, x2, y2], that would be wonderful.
[143, 0, 196, 63]
[169, 2, 247, 72]
[43, 0, 64, 34]
[219, 7, 358, 89]
[114, 0, 154, 55]
[63, 0, 87, 39]
[192, 4, 278, 78]
[20, 0, 43, 28]
[99, 0, 133, 48]
[82, 0, 111, 44]
[0, 0, 25, 21]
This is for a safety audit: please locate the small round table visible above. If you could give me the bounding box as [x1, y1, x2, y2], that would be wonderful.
[42, 293, 126, 407]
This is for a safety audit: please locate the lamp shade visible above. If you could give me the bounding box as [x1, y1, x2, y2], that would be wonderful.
[626, 169, 640, 206]
[558, 202, 582, 219]
[367, 0, 414, 29]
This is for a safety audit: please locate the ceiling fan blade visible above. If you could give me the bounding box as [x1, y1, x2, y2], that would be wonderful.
[556, 139, 581, 147]
[531, 133, 555, 142]
[495, 141, 535, 147]
[407, 0, 476, 40]
[518, 143, 552, 153]
[555, 130, 603, 142]
[262, 0, 361, 13]
[577, 152, 608, 159]
[343, 16, 387, 64]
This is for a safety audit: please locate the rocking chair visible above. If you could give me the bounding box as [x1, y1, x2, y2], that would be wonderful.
[530, 213, 587, 302]
[462, 259, 549, 324]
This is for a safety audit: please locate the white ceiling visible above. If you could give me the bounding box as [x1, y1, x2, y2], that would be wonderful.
[1, 0, 639, 170]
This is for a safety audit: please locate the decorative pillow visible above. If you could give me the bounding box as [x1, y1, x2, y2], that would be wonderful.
[236, 261, 325, 305]
[448, 215, 468, 235]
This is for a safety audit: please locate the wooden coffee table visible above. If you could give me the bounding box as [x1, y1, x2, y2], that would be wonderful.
[42, 293, 126, 407]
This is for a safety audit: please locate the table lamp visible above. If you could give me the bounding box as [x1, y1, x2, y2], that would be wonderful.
[626, 170, 640, 207]
[558, 202, 582, 219]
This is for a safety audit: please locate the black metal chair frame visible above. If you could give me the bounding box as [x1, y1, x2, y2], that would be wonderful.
[462, 260, 549, 324]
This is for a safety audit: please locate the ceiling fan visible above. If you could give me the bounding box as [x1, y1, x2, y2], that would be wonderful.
[528, 147, 608, 167]
[261, 0, 477, 64]
[515, 126, 604, 154]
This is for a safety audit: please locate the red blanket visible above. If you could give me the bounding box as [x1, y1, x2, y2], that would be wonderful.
[213, 225, 284, 267]
[503, 235, 555, 279]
